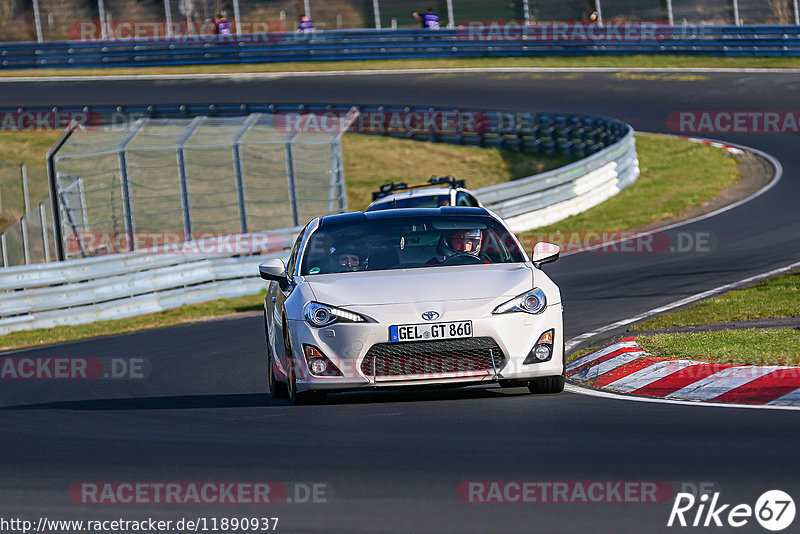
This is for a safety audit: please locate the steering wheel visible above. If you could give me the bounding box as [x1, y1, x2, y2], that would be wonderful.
[441, 253, 485, 265]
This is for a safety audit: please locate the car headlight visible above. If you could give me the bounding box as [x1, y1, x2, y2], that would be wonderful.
[304, 302, 366, 327]
[492, 288, 547, 315]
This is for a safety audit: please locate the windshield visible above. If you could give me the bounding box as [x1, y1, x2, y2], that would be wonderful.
[367, 194, 451, 211]
[301, 215, 525, 275]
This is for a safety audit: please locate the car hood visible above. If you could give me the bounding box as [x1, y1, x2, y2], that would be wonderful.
[305, 263, 534, 306]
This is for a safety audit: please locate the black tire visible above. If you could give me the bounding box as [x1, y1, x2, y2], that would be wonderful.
[265, 311, 288, 399]
[527, 374, 565, 394]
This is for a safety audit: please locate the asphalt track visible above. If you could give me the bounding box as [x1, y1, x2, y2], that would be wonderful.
[1, 70, 800, 533]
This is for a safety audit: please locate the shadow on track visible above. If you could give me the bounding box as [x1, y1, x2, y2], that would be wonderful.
[0, 386, 546, 411]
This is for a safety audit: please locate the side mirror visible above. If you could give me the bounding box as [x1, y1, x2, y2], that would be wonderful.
[259, 258, 288, 289]
[531, 242, 560, 269]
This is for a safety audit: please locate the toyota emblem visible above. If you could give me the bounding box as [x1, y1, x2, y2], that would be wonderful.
[421, 311, 440, 321]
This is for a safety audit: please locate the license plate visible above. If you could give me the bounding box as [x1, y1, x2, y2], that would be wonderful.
[389, 321, 473, 343]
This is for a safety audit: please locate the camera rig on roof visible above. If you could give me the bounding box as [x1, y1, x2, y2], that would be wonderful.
[371, 176, 467, 201]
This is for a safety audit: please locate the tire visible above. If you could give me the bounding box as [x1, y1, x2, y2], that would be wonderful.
[284, 319, 322, 405]
[527, 374, 565, 394]
[265, 311, 288, 399]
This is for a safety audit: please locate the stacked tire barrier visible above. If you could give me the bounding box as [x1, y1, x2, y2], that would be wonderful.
[0, 103, 637, 335]
[3, 25, 800, 70]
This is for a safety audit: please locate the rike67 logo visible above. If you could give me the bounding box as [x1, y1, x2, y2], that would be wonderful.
[668, 490, 795, 531]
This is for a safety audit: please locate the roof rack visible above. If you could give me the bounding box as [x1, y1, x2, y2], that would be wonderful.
[371, 176, 466, 201]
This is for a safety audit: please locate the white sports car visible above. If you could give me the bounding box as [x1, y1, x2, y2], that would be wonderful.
[259, 207, 563, 404]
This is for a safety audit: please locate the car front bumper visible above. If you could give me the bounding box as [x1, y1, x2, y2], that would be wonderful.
[286, 302, 564, 393]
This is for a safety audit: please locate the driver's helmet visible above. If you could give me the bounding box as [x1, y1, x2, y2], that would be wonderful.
[446, 229, 482, 255]
[334, 246, 363, 271]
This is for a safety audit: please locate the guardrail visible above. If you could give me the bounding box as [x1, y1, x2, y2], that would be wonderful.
[0, 103, 636, 335]
[3, 25, 800, 69]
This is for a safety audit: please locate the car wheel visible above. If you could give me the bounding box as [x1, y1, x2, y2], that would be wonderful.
[265, 311, 288, 399]
[284, 320, 321, 405]
[527, 374, 565, 394]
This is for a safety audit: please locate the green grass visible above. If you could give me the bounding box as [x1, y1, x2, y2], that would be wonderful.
[342, 133, 575, 211]
[0, 292, 266, 353]
[633, 268, 800, 330]
[4, 55, 800, 77]
[518, 133, 739, 245]
[636, 329, 800, 366]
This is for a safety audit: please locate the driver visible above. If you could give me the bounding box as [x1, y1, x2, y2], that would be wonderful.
[448, 229, 482, 255]
[335, 246, 365, 272]
[429, 229, 488, 264]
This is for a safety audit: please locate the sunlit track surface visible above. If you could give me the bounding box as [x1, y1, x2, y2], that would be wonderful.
[1, 71, 800, 532]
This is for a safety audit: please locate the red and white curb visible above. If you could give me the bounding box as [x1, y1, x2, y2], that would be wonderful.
[675, 136, 745, 155]
[567, 338, 800, 406]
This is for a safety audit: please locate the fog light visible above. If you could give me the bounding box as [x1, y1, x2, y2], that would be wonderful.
[310, 359, 327, 375]
[524, 329, 555, 364]
[302, 344, 343, 377]
[533, 345, 551, 361]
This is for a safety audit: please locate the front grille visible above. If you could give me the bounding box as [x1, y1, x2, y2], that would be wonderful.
[361, 337, 505, 378]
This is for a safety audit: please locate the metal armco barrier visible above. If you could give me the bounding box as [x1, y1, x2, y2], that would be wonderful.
[0, 102, 636, 335]
[3, 25, 800, 69]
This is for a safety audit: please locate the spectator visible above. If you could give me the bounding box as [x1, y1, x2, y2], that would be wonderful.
[411, 11, 426, 28]
[214, 11, 231, 36]
[298, 15, 314, 33]
[422, 7, 440, 29]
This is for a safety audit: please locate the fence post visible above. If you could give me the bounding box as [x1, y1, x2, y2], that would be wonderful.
[794, 0, 800, 26]
[285, 133, 299, 227]
[21, 164, 30, 214]
[0, 233, 6, 267]
[666, 0, 674, 26]
[446, 0, 455, 29]
[47, 119, 81, 262]
[231, 114, 260, 234]
[165, 0, 173, 38]
[522, 0, 531, 26]
[333, 139, 347, 213]
[118, 119, 146, 251]
[176, 116, 205, 241]
[373, 0, 382, 29]
[594, 0, 603, 26]
[32, 0, 44, 42]
[732, 0, 740, 25]
[21, 217, 30, 265]
[39, 202, 50, 263]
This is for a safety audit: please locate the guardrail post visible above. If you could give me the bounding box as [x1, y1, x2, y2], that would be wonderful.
[176, 116, 205, 241]
[285, 133, 299, 227]
[231, 114, 260, 234]
[39, 202, 50, 263]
